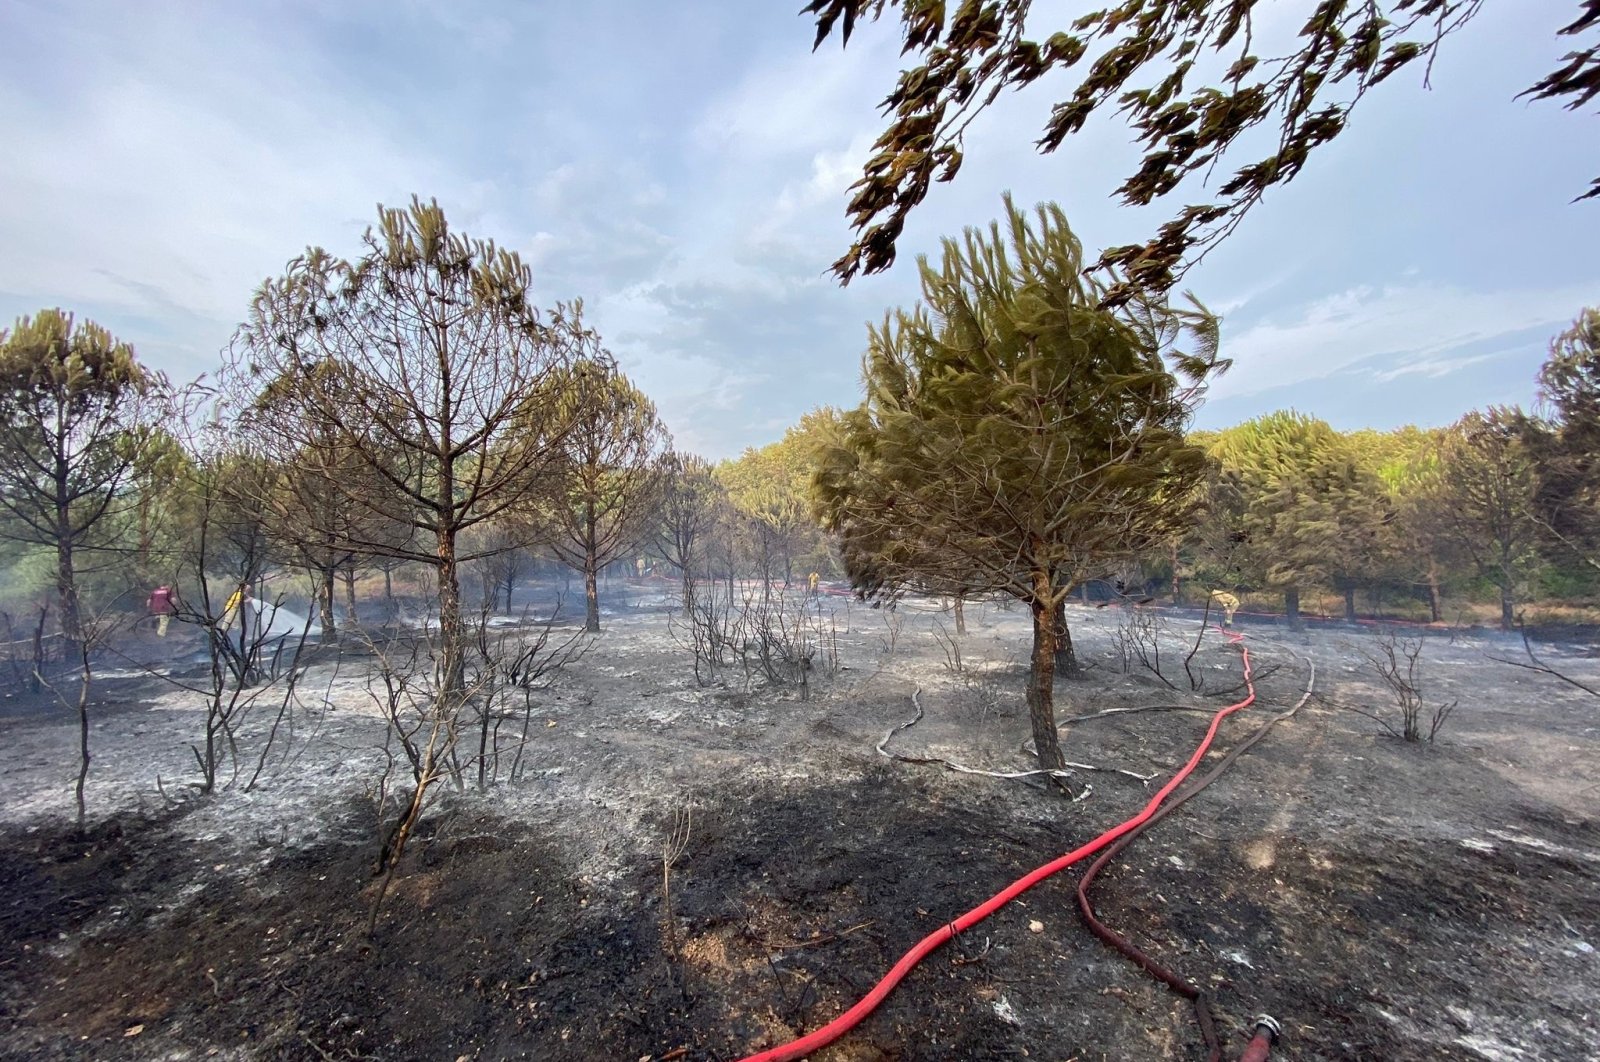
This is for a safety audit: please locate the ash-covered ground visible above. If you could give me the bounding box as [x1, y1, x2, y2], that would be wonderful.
[0, 586, 1595, 1061]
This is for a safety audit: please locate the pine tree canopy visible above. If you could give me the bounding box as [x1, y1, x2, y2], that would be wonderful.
[813, 194, 1222, 605]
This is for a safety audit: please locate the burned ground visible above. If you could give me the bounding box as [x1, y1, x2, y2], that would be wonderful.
[0, 591, 1595, 1061]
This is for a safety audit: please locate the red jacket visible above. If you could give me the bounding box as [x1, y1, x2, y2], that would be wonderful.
[147, 587, 175, 614]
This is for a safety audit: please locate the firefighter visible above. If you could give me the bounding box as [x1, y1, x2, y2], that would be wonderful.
[146, 585, 176, 637]
[1210, 589, 1240, 626]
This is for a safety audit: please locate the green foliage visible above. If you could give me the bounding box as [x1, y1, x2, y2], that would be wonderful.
[718, 414, 837, 584]
[816, 196, 1218, 603]
[653, 450, 726, 587]
[228, 197, 591, 571]
[0, 309, 170, 643]
[814, 195, 1219, 771]
[528, 361, 669, 629]
[1531, 307, 1600, 568]
[0, 543, 55, 603]
[1203, 410, 1397, 620]
[1414, 407, 1541, 628]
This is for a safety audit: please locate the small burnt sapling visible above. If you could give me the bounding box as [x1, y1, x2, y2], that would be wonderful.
[1358, 631, 1456, 744]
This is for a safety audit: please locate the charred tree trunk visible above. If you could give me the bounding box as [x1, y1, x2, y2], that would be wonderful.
[344, 566, 358, 627]
[318, 568, 339, 645]
[583, 497, 602, 632]
[1052, 596, 1079, 676]
[1343, 586, 1357, 623]
[436, 528, 465, 697]
[55, 491, 82, 664]
[1285, 586, 1303, 632]
[1027, 589, 1067, 777]
[953, 595, 966, 636]
[73, 644, 91, 830]
[584, 563, 601, 633]
[1500, 584, 1515, 631]
[29, 602, 49, 694]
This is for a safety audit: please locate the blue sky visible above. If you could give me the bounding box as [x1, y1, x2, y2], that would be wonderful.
[0, 0, 1594, 458]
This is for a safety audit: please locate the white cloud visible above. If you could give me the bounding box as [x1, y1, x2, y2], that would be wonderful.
[1212, 281, 1598, 401]
[1, 0, 1592, 461]
[772, 132, 876, 220]
[1368, 348, 1509, 384]
[692, 36, 889, 162]
[0, 5, 449, 375]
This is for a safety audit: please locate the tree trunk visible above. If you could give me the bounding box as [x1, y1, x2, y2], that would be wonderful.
[1343, 586, 1357, 623]
[73, 645, 91, 830]
[477, 698, 492, 790]
[436, 530, 465, 696]
[136, 496, 153, 588]
[760, 536, 773, 606]
[953, 595, 966, 636]
[681, 570, 695, 614]
[584, 562, 601, 632]
[1053, 596, 1079, 676]
[1170, 542, 1182, 605]
[1285, 586, 1302, 631]
[503, 576, 514, 614]
[583, 497, 602, 632]
[318, 569, 339, 644]
[55, 502, 82, 663]
[384, 567, 395, 621]
[1425, 559, 1442, 623]
[29, 602, 48, 694]
[344, 567, 358, 625]
[1027, 593, 1067, 775]
[1500, 585, 1515, 631]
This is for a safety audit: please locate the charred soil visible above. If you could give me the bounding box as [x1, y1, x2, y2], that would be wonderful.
[0, 592, 1595, 1061]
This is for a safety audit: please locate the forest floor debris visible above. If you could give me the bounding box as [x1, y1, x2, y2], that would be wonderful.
[0, 591, 1596, 1060]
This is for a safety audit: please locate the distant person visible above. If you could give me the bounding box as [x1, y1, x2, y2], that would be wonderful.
[146, 585, 175, 637]
[223, 582, 250, 629]
[1210, 590, 1240, 626]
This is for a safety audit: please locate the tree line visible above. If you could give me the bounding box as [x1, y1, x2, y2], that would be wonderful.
[2, 194, 1593, 800]
[802, 196, 1597, 780]
[0, 200, 842, 673]
[1187, 385, 1597, 634]
[0, 199, 833, 826]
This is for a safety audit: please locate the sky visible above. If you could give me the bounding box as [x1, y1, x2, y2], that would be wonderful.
[0, 0, 1594, 459]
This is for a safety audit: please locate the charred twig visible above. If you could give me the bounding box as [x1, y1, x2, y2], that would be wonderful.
[879, 687, 1108, 795]
[1059, 703, 1216, 725]
[1183, 596, 1215, 690]
[770, 920, 877, 951]
[661, 799, 694, 995]
[951, 935, 993, 966]
[1482, 626, 1600, 697]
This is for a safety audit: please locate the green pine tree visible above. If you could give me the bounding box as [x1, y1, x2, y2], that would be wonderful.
[813, 195, 1220, 779]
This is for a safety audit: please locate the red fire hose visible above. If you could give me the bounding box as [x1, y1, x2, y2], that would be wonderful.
[739, 628, 1274, 1062]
